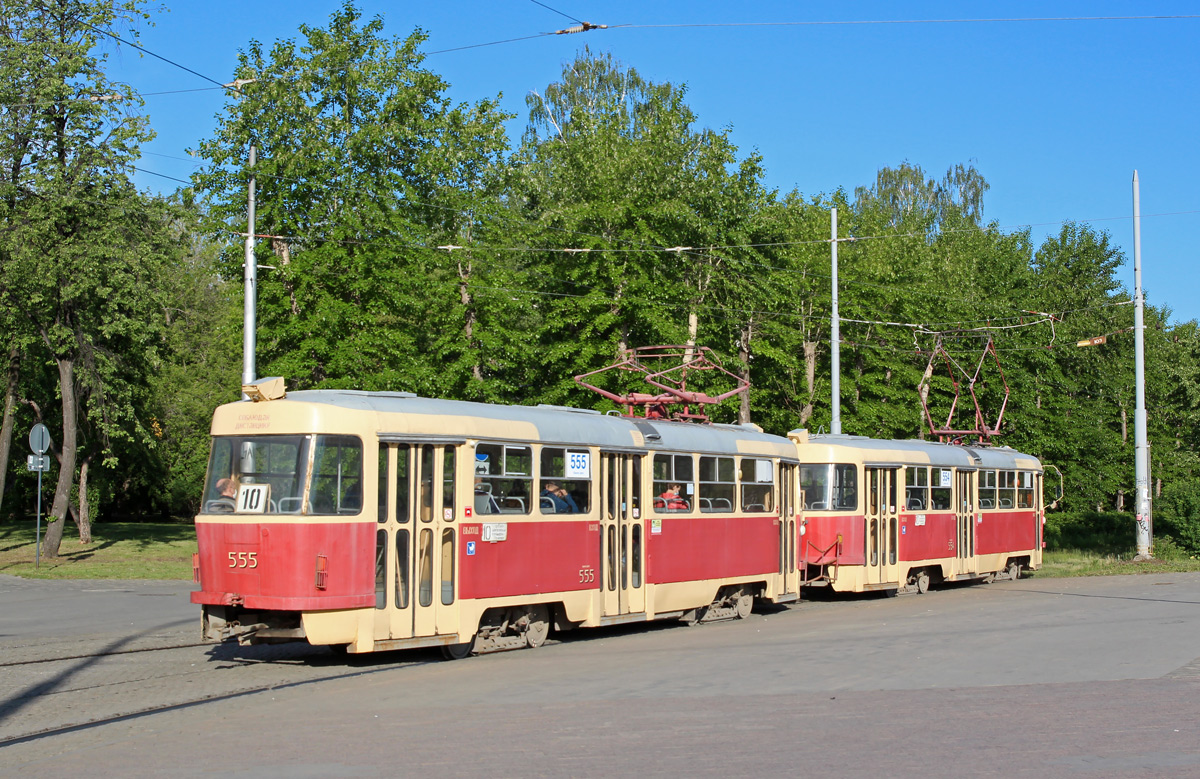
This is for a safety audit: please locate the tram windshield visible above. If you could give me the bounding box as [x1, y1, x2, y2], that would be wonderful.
[799, 464, 858, 511]
[202, 434, 363, 516]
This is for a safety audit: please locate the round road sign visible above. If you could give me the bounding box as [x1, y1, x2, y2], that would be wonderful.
[29, 423, 51, 455]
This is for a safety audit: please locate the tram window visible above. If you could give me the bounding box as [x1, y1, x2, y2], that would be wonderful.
[539, 447, 591, 514]
[1017, 472, 1034, 508]
[442, 448, 456, 520]
[377, 446, 389, 524]
[699, 456, 735, 513]
[396, 446, 410, 523]
[621, 526, 628, 589]
[474, 443, 532, 515]
[904, 467, 929, 511]
[739, 458, 774, 512]
[374, 529, 387, 609]
[632, 457, 642, 515]
[831, 465, 857, 511]
[440, 529, 455, 605]
[395, 529, 410, 609]
[417, 528, 433, 606]
[653, 453, 694, 512]
[606, 525, 617, 591]
[869, 518, 879, 566]
[799, 464, 857, 511]
[889, 517, 897, 565]
[203, 435, 308, 515]
[930, 468, 952, 511]
[979, 470, 997, 509]
[631, 524, 642, 588]
[419, 445, 434, 522]
[999, 470, 1017, 509]
[310, 435, 363, 515]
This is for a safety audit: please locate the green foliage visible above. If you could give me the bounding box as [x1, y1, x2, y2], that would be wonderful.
[1044, 510, 1135, 553]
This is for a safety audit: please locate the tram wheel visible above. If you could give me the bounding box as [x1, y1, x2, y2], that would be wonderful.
[525, 605, 550, 649]
[1008, 561, 1022, 581]
[734, 590, 753, 619]
[441, 637, 476, 661]
[915, 571, 930, 594]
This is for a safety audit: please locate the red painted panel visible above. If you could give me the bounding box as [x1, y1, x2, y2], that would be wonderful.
[646, 515, 779, 584]
[899, 512, 956, 562]
[458, 519, 600, 600]
[191, 521, 375, 610]
[976, 510, 1037, 555]
[802, 514, 865, 565]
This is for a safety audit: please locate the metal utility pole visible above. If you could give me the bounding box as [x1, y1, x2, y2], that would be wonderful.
[225, 78, 258, 399]
[1132, 171, 1152, 558]
[831, 207, 841, 434]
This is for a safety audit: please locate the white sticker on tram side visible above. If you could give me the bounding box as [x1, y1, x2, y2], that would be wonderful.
[482, 523, 508, 543]
[566, 450, 590, 478]
[444, 508, 454, 521]
[915, 514, 926, 526]
[940, 469, 953, 487]
[651, 519, 662, 535]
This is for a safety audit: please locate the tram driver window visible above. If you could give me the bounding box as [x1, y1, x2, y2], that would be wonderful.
[739, 458, 774, 512]
[203, 435, 307, 515]
[799, 464, 857, 511]
[653, 453, 694, 512]
[904, 467, 929, 512]
[473, 443, 532, 515]
[309, 435, 363, 515]
[699, 456, 735, 513]
[539, 447, 592, 514]
[1017, 472, 1034, 508]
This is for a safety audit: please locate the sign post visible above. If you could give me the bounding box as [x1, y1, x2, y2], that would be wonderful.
[27, 423, 51, 569]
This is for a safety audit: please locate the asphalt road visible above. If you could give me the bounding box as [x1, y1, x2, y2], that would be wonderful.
[1, 572, 1199, 777]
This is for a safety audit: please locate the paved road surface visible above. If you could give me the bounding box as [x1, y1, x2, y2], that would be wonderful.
[1, 573, 1199, 777]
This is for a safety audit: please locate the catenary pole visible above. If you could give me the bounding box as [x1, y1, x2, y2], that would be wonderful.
[242, 143, 256, 398]
[831, 207, 841, 434]
[1132, 170, 1152, 558]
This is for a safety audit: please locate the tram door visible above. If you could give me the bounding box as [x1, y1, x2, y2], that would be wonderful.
[955, 469, 976, 575]
[778, 462, 799, 596]
[375, 442, 459, 641]
[600, 452, 644, 617]
[865, 467, 899, 586]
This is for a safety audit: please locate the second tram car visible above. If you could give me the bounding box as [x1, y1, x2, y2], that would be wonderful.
[192, 382, 802, 656]
[792, 431, 1043, 594]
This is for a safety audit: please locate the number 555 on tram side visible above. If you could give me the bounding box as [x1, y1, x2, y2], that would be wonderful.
[191, 382, 803, 656]
[790, 431, 1044, 595]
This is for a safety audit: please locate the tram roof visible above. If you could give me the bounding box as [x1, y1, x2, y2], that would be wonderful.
[252, 390, 794, 456]
[794, 432, 1042, 471]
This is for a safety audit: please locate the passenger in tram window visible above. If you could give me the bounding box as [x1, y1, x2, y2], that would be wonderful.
[659, 483, 689, 511]
[541, 481, 578, 513]
[211, 477, 238, 512]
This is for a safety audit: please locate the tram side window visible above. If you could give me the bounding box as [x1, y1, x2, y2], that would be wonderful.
[374, 529, 387, 609]
[539, 447, 592, 514]
[203, 435, 308, 515]
[799, 465, 829, 510]
[474, 443, 533, 515]
[979, 470, 997, 509]
[395, 445, 410, 523]
[653, 453, 694, 512]
[831, 465, 857, 511]
[905, 467, 929, 511]
[698, 456, 735, 513]
[930, 468, 952, 511]
[377, 446, 389, 523]
[442, 447, 456, 520]
[1017, 472, 1034, 508]
[998, 470, 1017, 509]
[799, 464, 857, 511]
[739, 458, 774, 512]
[310, 435, 363, 515]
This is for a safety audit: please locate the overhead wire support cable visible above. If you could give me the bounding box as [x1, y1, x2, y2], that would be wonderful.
[76, 20, 238, 93]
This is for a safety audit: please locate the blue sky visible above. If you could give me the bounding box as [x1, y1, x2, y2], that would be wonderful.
[106, 1, 1200, 324]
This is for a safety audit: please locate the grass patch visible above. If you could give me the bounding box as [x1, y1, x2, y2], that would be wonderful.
[1032, 545, 1200, 578]
[0, 520, 196, 580]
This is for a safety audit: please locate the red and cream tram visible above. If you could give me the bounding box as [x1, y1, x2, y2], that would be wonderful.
[192, 379, 802, 656]
[791, 431, 1044, 594]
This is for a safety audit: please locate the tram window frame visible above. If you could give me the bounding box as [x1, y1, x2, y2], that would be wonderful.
[417, 528, 434, 606]
[739, 458, 774, 513]
[979, 470, 997, 509]
[998, 470, 1017, 509]
[395, 529, 410, 609]
[1017, 471, 1035, 508]
[798, 464, 857, 512]
[203, 434, 308, 515]
[419, 445, 435, 522]
[395, 445, 411, 523]
[539, 447, 592, 514]
[904, 467, 929, 512]
[309, 435, 364, 516]
[442, 447, 456, 520]
[930, 468, 953, 511]
[374, 528, 387, 609]
[474, 443, 533, 515]
[440, 529, 455, 605]
[653, 453, 694, 513]
[698, 456, 736, 513]
[377, 445, 389, 523]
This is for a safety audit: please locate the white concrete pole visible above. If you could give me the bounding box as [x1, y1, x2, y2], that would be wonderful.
[831, 207, 841, 434]
[1132, 170, 1152, 558]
